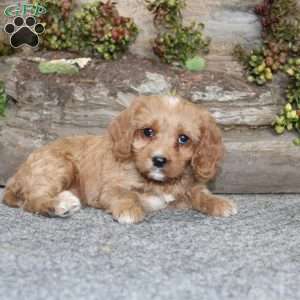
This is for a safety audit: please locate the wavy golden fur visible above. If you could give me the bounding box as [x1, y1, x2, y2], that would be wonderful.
[3, 96, 237, 223]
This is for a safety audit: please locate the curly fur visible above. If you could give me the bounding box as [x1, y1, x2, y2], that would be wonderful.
[3, 96, 237, 223]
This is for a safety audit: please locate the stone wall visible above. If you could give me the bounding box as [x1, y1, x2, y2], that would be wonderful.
[0, 0, 262, 56]
[5, 1, 300, 57]
[80, 0, 262, 57]
[1, 1, 300, 193]
[1, 54, 299, 193]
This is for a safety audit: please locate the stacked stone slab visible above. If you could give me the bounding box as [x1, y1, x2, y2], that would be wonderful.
[0, 0, 299, 193]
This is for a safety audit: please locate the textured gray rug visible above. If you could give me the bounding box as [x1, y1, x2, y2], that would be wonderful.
[0, 190, 300, 300]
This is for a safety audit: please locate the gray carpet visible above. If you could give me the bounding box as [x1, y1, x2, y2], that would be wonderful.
[0, 189, 300, 300]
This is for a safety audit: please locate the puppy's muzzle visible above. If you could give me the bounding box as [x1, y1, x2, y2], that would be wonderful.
[152, 156, 167, 168]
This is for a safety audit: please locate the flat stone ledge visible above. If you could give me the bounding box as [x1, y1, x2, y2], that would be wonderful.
[215, 129, 300, 193]
[0, 53, 294, 193]
[1, 121, 299, 193]
[4, 53, 283, 128]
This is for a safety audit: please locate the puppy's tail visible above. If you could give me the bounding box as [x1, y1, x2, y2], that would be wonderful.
[3, 177, 21, 207]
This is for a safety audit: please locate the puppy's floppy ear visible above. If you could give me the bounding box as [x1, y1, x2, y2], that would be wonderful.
[108, 99, 140, 161]
[191, 110, 224, 182]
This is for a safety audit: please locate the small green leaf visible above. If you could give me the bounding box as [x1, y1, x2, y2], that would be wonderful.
[38, 62, 79, 75]
[293, 138, 300, 146]
[275, 125, 285, 134]
[184, 56, 206, 72]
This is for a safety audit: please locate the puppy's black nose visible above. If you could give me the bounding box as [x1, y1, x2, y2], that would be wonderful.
[152, 156, 167, 168]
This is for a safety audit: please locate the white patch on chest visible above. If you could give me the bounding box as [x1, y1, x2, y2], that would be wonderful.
[163, 194, 175, 203]
[164, 96, 180, 107]
[141, 193, 175, 212]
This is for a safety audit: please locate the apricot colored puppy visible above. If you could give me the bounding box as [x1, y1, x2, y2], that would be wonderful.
[3, 96, 237, 223]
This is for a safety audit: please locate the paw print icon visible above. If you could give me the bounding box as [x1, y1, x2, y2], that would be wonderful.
[4, 16, 45, 48]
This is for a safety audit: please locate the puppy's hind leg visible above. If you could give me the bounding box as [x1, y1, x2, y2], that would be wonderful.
[6, 151, 81, 218]
[23, 191, 81, 218]
[3, 178, 23, 208]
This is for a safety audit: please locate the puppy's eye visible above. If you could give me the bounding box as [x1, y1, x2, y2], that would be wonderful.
[178, 134, 189, 145]
[143, 128, 155, 138]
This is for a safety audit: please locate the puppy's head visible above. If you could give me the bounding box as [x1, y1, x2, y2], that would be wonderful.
[108, 95, 224, 183]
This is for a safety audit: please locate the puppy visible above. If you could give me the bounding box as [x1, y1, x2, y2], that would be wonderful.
[3, 95, 237, 223]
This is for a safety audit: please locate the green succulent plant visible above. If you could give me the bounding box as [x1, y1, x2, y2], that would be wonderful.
[145, 0, 185, 28]
[33, 0, 138, 59]
[273, 103, 300, 135]
[153, 22, 209, 65]
[284, 58, 300, 105]
[255, 0, 300, 45]
[235, 0, 300, 87]
[33, 0, 74, 50]
[73, 1, 138, 59]
[146, 0, 210, 66]
[246, 48, 273, 85]
[273, 58, 300, 142]
[234, 0, 300, 143]
[234, 41, 290, 86]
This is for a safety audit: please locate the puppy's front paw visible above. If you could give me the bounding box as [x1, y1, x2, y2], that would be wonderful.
[114, 205, 145, 224]
[210, 198, 237, 217]
[193, 194, 237, 218]
[113, 204, 145, 224]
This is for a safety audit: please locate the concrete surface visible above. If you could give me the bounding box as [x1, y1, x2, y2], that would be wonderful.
[0, 189, 300, 300]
